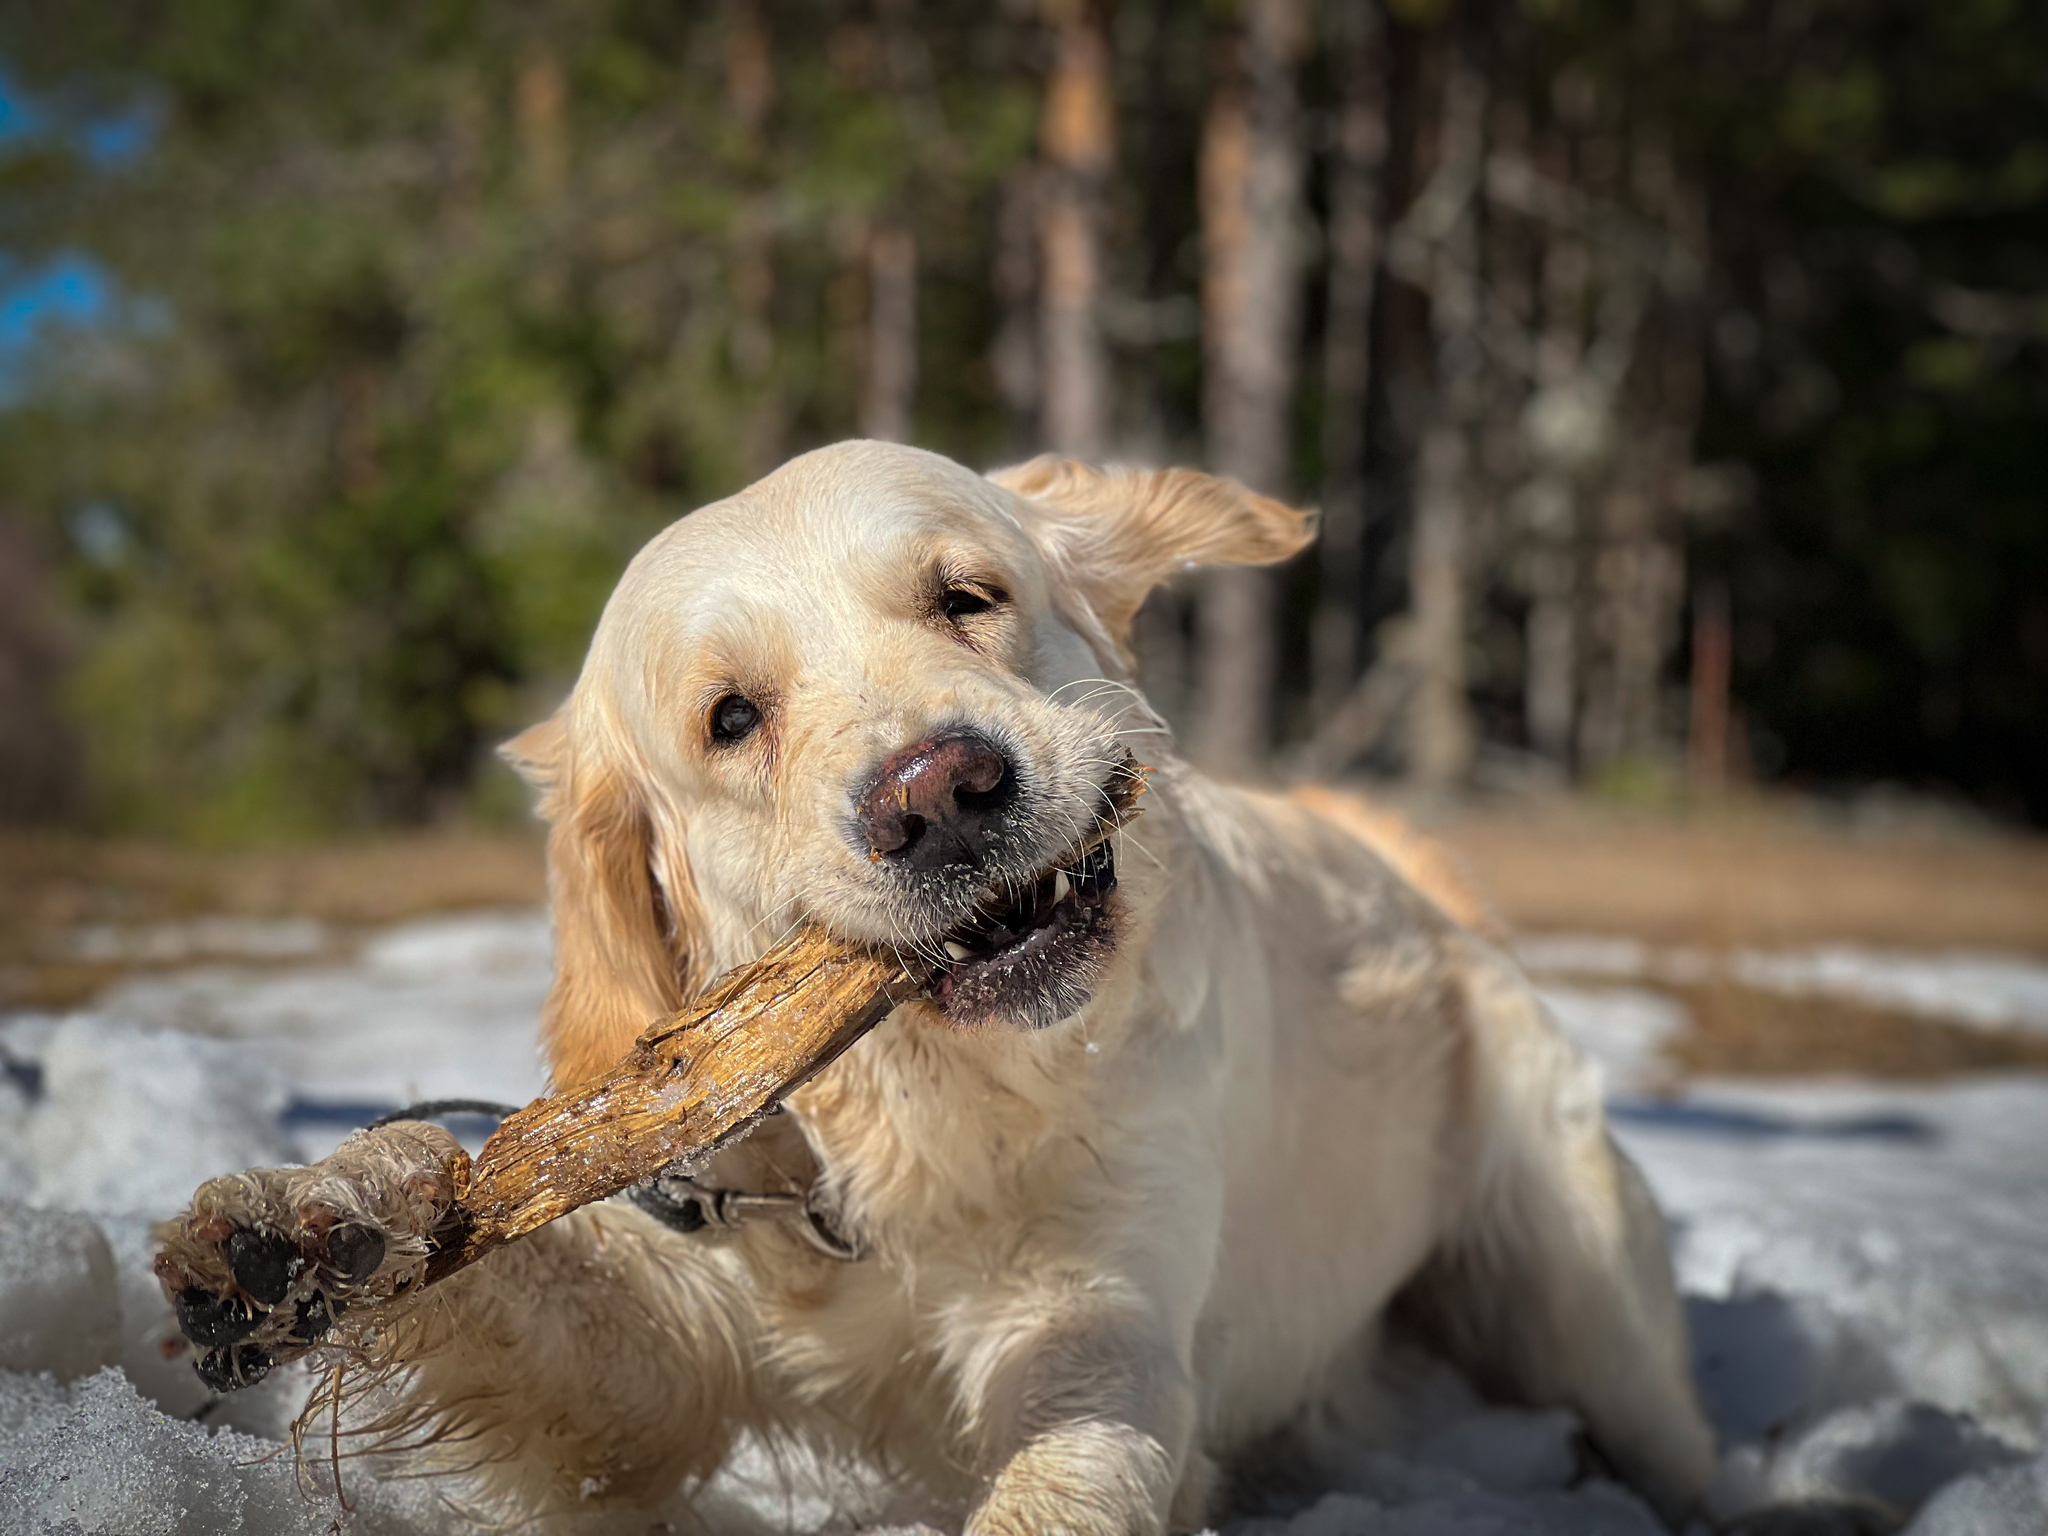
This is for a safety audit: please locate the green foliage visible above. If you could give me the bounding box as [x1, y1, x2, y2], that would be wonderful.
[1664, 0, 2048, 819]
[0, 0, 2042, 831]
[0, 1, 1031, 834]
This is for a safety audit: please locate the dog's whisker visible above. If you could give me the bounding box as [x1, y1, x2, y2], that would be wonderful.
[738, 906, 806, 951]
[1114, 823, 1166, 872]
[1059, 686, 1134, 713]
[1046, 675, 1130, 701]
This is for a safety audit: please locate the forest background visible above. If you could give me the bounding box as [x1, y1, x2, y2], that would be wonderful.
[0, 0, 2042, 840]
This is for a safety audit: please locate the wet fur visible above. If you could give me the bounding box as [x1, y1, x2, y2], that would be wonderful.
[189, 442, 1716, 1532]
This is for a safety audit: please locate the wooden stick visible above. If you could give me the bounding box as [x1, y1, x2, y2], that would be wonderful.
[153, 929, 925, 1385]
[442, 742, 1147, 1271]
[430, 929, 925, 1279]
[156, 758, 1146, 1377]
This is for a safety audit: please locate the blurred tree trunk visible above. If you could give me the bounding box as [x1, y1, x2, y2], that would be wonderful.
[1038, 0, 1114, 460]
[1474, 90, 1539, 735]
[1121, 0, 1200, 732]
[515, 44, 567, 199]
[1581, 313, 1696, 771]
[1576, 131, 1701, 775]
[1521, 125, 1593, 768]
[1688, 576, 1731, 793]
[861, 223, 918, 442]
[0, 520, 77, 824]
[992, 167, 1041, 452]
[1194, 0, 1308, 779]
[1311, 0, 1390, 718]
[1398, 22, 1486, 791]
[1294, 15, 1433, 779]
[727, 0, 783, 477]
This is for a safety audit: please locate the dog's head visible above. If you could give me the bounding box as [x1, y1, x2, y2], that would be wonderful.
[506, 441, 1311, 1087]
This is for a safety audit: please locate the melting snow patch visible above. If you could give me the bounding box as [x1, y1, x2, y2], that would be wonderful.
[1730, 947, 2048, 1034]
[0, 1368, 329, 1536]
[1, 919, 2045, 1534]
[1515, 935, 1653, 980]
[1535, 985, 1687, 1093]
[354, 909, 553, 978]
[94, 910, 552, 1149]
[23, 1016, 293, 1217]
[1519, 935, 2048, 1035]
[58, 918, 330, 967]
[0, 1203, 120, 1381]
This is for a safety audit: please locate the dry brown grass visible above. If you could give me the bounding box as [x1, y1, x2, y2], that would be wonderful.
[0, 827, 545, 1010]
[7, 796, 2047, 1083]
[0, 827, 545, 932]
[1431, 796, 2048, 1081]
[1434, 798, 2048, 954]
[1667, 983, 2048, 1080]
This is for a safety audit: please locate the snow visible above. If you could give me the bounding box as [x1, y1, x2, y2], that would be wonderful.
[1752, 1400, 2026, 1521]
[1228, 1485, 1662, 1536]
[1221, 1357, 1670, 1536]
[0, 1369, 328, 1536]
[0, 1204, 119, 1381]
[1518, 935, 2048, 1036]
[1533, 984, 1686, 1094]
[1, 910, 2044, 1535]
[57, 918, 330, 967]
[21, 1015, 294, 1216]
[0, 1368, 470, 1536]
[1908, 1455, 2048, 1535]
[96, 909, 552, 1156]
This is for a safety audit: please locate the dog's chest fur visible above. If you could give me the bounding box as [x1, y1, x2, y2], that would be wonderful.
[665, 782, 1473, 1480]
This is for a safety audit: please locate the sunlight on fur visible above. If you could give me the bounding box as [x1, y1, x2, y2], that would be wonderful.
[157, 441, 1713, 1535]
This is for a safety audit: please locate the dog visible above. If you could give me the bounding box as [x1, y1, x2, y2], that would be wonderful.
[161, 441, 1715, 1533]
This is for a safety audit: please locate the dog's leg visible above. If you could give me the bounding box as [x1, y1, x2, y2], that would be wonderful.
[388, 1200, 770, 1512]
[1422, 951, 1717, 1521]
[944, 1284, 1201, 1536]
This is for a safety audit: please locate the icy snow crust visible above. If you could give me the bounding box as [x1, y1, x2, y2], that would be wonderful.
[1, 912, 2044, 1535]
[1517, 935, 2048, 1037]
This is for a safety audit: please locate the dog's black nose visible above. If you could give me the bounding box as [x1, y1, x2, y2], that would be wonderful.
[857, 729, 1016, 868]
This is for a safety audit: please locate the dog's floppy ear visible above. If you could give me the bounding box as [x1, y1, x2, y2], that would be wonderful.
[500, 710, 706, 1090]
[990, 455, 1316, 663]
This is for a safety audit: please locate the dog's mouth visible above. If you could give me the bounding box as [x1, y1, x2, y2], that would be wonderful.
[927, 838, 1120, 1029]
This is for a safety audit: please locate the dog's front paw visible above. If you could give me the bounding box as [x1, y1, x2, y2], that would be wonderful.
[966, 1422, 1177, 1536]
[152, 1120, 470, 1390]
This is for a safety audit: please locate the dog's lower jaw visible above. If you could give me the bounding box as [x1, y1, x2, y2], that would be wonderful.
[929, 869, 1126, 1031]
[966, 1420, 1180, 1536]
[932, 939, 1115, 1032]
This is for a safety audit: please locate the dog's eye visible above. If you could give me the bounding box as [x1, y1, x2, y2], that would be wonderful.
[710, 694, 761, 744]
[941, 585, 1003, 621]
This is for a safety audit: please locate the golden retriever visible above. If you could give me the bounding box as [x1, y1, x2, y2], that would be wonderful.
[161, 441, 1714, 1533]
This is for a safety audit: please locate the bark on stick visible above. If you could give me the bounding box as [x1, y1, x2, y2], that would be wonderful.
[154, 763, 1148, 1388]
[434, 931, 924, 1277]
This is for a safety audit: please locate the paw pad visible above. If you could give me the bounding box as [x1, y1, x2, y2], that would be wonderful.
[195, 1342, 272, 1393]
[290, 1292, 346, 1341]
[227, 1227, 301, 1306]
[324, 1224, 385, 1285]
[174, 1286, 260, 1348]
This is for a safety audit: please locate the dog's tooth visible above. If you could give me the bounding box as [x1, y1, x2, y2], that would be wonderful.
[944, 940, 972, 962]
[1052, 870, 1071, 905]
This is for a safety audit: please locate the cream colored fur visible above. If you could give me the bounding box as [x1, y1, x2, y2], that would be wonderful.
[368, 441, 1714, 1532]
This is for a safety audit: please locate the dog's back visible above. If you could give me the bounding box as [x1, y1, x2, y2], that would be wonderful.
[1287, 784, 1496, 937]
